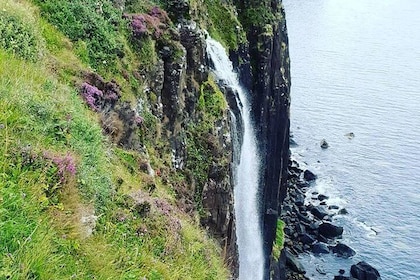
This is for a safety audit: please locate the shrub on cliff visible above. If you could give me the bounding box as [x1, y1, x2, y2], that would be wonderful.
[125, 7, 170, 41]
[0, 1, 44, 61]
[202, 0, 246, 51]
[33, 0, 125, 69]
[272, 219, 285, 260]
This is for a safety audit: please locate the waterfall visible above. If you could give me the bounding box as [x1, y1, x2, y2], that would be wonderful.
[206, 38, 264, 280]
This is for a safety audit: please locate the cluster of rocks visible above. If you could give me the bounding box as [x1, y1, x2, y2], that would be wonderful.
[280, 159, 381, 280]
[334, 261, 381, 280]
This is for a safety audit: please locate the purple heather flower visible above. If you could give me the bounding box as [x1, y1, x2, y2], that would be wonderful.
[131, 15, 148, 37]
[81, 82, 103, 111]
[44, 151, 77, 183]
[148, 6, 169, 23]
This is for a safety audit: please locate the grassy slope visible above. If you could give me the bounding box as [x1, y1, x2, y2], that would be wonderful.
[0, 0, 228, 279]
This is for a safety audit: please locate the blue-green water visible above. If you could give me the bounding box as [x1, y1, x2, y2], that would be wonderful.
[284, 0, 420, 279]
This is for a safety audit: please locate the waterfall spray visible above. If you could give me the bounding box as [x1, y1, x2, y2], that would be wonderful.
[206, 38, 264, 280]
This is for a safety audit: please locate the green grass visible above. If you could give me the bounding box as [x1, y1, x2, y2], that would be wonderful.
[201, 0, 246, 51]
[272, 219, 285, 261]
[32, 0, 125, 70]
[0, 0, 232, 278]
[186, 76, 228, 206]
[0, 48, 229, 280]
[0, 0, 44, 61]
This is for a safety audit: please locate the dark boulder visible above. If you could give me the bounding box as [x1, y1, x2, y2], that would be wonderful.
[331, 243, 356, 258]
[317, 234, 329, 243]
[297, 212, 311, 224]
[338, 208, 349, 215]
[308, 221, 320, 230]
[285, 250, 306, 274]
[320, 139, 329, 149]
[304, 169, 317, 181]
[290, 138, 298, 147]
[318, 194, 329, 201]
[312, 242, 329, 254]
[297, 181, 310, 189]
[319, 222, 343, 238]
[295, 194, 305, 206]
[299, 233, 316, 245]
[311, 206, 329, 220]
[350, 261, 381, 280]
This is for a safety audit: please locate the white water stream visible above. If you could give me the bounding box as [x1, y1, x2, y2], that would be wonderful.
[206, 38, 264, 280]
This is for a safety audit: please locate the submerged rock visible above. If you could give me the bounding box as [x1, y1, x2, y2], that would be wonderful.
[345, 132, 355, 139]
[350, 261, 381, 280]
[320, 139, 329, 149]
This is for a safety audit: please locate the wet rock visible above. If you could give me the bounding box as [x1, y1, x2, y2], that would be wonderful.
[316, 265, 327, 275]
[334, 276, 352, 280]
[311, 206, 329, 220]
[297, 212, 311, 224]
[338, 208, 349, 215]
[312, 242, 329, 254]
[339, 269, 346, 274]
[350, 261, 381, 280]
[345, 132, 355, 139]
[296, 224, 306, 235]
[299, 234, 315, 245]
[331, 243, 356, 258]
[317, 234, 329, 243]
[318, 194, 329, 201]
[329, 205, 340, 210]
[318, 222, 343, 238]
[283, 205, 293, 214]
[304, 170, 317, 181]
[320, 139, 329, 149]
[295, 194, 305, 206]
[285, 250, 306, 274]
[297, 181, 310, 189]
[290, 138, 298, 147]
[308, 222, 320, 230]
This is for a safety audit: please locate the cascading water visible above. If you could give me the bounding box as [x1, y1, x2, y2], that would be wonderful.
[206, 38, 264, 280]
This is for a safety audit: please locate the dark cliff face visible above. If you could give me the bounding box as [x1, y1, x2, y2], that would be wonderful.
[150, 8, 238, 273]
[233, 0, 291, 277]
[150, 1, 290, 277]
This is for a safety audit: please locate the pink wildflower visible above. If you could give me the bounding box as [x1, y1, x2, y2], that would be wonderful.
[81, 82, 103, 111]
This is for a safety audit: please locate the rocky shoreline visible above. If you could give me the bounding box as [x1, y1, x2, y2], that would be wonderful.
[278, 158, 381, 280]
